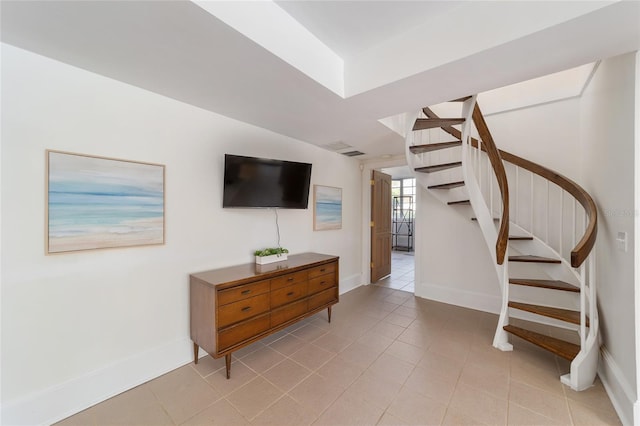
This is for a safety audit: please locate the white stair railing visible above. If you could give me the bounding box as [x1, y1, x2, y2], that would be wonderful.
[459, 97, 512, 351]
[469, 139, 599, 391]
[404, 97, 597, 390]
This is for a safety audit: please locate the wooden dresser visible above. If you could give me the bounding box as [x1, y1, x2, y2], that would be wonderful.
[190, 252, 339, 378]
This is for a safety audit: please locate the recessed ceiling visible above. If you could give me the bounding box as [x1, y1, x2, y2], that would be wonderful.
[274, 1, 464, 58]
[1, 1, 639, 161]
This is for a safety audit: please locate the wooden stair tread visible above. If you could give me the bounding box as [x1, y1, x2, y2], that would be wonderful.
[413, 118, 465, 131]
[508, 236, 534, 240]
[428, 181, 465, 190]
[503, 325, 580, 361]
[509, 278, 580, 293]
[409, 141, 461, 154]
[509, 255, 561, 264]
[448, 200, 470, 205]
[415, 162, 462, 173]
[508, 301, 587, 326]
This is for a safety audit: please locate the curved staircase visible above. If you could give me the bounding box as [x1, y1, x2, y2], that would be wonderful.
[405, 95, 599, 391]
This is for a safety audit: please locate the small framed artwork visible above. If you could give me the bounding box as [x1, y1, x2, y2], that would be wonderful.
[46, 150, 165, 254]
[313, 185, 342, 231]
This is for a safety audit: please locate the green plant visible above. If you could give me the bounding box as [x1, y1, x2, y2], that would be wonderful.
[254, 247, 289, 257]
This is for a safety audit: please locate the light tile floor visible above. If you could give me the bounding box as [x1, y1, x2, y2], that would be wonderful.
[57, 286, 620, 425]
[375, 250, 415, 293]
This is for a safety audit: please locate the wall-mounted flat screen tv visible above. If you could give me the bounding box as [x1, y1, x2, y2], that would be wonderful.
[223, 154, 312, 209]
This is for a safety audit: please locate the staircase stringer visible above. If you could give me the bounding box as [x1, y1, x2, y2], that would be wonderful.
[404, 98, 513, 351]
[499, 161, 599, 391]
[459, 97, 513, 351]
[405, 96, 599, 391]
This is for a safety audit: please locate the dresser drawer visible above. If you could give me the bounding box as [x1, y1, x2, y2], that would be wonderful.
[271, 282, 308, 308]
[308, 274, 336, 295]
[308, 262, 336, 279]
[218, 314, 270, 351]
[271, 299, 308, 328]
[218, 293, 270, 328]
[217, 280, 270, 306]
[271, 270, 308, 291]
[308, 287, 337, 311]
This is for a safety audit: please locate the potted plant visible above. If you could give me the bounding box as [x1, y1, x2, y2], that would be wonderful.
[254, 247, 289, 265]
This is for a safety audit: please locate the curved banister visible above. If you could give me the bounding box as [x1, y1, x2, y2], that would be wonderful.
[422, 104, 509, 265]
[497, 150, 597, 268]
[418, 96, 598, 390]
[471, 104, 509, 265]
[461, 129, 597, 268]
[424, 101, 596, 268]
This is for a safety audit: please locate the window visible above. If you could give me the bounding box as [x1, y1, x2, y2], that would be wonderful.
[392, 178, 416, 251]
[392, 178, 416, 217]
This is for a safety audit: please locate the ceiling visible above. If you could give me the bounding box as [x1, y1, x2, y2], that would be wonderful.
[273, 1, 464, 59]
[2, 1, 639, 160]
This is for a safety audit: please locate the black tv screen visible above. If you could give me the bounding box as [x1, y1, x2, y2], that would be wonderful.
[223, 154, 312, 209]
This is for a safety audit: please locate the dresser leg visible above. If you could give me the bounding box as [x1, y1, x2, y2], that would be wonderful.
[193, 343, 199, 364]
[327, 306, 332, 323]
[225, 354, 232, 379]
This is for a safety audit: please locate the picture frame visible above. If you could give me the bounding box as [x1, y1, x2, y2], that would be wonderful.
[313, 185, 342, 231]
[46, 150, 165, 254]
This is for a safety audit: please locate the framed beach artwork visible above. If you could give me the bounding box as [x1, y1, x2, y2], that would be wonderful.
[313, 185, 342, 231]
[46, 150, 165, 254]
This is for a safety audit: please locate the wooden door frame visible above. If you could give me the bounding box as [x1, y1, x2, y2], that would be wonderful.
[370, 169, 392, 282]
[360, 161, 420, 287]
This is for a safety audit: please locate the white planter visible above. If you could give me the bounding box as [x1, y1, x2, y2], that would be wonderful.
[255, 253, 288, 265]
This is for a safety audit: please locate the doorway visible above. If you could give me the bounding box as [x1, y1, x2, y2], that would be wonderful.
[375, 166, 416, 293]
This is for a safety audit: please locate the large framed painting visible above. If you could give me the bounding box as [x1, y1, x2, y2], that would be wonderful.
[46, 150, 165, 254]
[313, 185, 342, 231]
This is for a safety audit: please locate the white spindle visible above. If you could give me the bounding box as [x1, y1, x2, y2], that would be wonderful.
[559, 191, 564, 258]
[489, 157, 494, 215]
[515, 167, 520, 226]
[530, 172, 534, 233]
[589, 251, 596, 338]
[545, 180, 550, 244]
[571, 198, 578, 255]
[580, 262, 586, 348]
[478, 141, 482, 194]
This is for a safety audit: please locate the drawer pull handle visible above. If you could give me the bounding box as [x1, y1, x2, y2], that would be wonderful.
[287, 277, 294, 281]
[320, 281, 326, 285]
[241, 306, 252, 312]
[320, 268, 326, 272]
[287, 291, 295, 297]
[241, 290, 251, 295]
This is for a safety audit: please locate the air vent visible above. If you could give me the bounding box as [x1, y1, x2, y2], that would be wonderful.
[341, 150, 365, 157]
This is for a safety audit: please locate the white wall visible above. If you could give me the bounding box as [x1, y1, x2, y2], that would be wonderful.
[0, 44, 363, 425]
[414, 187, 501, 313]
[579, 51, 637, 426]
[483, 98, 585, 264]
[485, 97, 582, 181]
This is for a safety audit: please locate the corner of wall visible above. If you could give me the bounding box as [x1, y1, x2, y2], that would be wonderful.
[598, 346, 636, 426]
[339, 273, 363, 295]
[414, 282, 501, 314]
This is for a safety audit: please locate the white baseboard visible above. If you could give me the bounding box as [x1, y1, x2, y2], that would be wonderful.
[598, 346, 635, 426]
[1, 337, 193, 426]
[415, 282, 501, 314]
[1, 274, 363, 426]
[339, 273, 362, 295]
